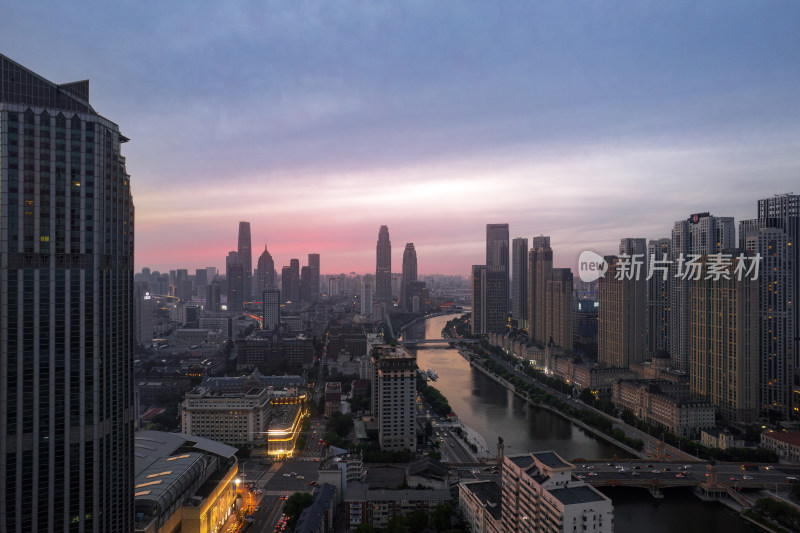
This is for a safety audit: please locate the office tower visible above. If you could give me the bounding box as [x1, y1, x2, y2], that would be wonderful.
[175, 268, 191, 302]
[647, 238, 671, 354]
[207, 281, 221, 312]
[401, 243, 418, 311]
[300, 265, 311, 304]
[361, 275, 375, 316]
[195, 268, 208, 300]
[141, 267, 152, 284]
[669, 213, 735, 372]
[289, 258, 301, 303]
[256, 245, 276, 294]
[528, 236, 552, 345]
[307, 253, 320, 303]
[471, 265, 507, 335]
[0, 55, 134, 532]
[545, 268, 573, 350]
[501, 452, 613, 533]
[371, 345, 418, 451]
[486, 223, 509, 310]
[511, 237, 528, 329]
[226, 251, 244, 313]
[238, 221, 253, 302]
[205, 266, 218, 283]
[135, 284, 155, 346]
[376, 225, 392, 308]
[598, 255, 647, 367]
[690, 256, 759, 423]
[619, 237, 647, 256]
[263, 289, 281, 331]
[281, 266, 291, 304]
[757, 194, 799, 417]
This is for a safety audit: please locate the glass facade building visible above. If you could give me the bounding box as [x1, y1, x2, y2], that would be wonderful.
[0, 54, 135, 532]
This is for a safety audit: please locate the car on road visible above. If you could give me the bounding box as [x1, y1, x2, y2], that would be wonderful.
[742, 475, 753, 480]
[297, 475, 304, 480]
[652, 470, 660, 474]
[588, 472, 597, 476]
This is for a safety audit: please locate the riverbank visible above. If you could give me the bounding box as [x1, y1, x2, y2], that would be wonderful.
[458, 346, 645, 459]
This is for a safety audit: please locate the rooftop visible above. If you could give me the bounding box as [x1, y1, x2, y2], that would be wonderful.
[134, 430, 237, 476]
[345, 482, 451, 503]
[764, 431, 800, 447]
[461, 480, 503, 520]
[548, 485, 608, 506]
[533, 451, 572, 470]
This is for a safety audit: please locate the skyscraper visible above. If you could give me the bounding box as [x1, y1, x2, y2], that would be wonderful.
[486, 223, 509, 313]
[511, 237, 528, 329]
[647, 238, 671, 354]
[361, 274, 375, 316]
[289, 258, 301, 304]
[545, 268, 574, 350]
[669, 213, 735, 372]
[529, 236, 553, 345]
[307, 253, 321, 303]
[281, 265, 292, 304]
[598, 255, 647, 367]
[376, 226, 392, 308]
[262, 289, 281, 332]
[255, 245, 276, 295]
[471, 265, 507, 335]
[401, 243, 418, 311]
[0, 55, 134, 532]
[238, 221, 252, 302]
[226, 251, 244, 313]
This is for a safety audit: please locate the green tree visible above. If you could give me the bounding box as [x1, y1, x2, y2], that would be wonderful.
[431, 503, 454, 532]
[354, 523, 376, 533]
[385, 515, 409, 533]
[407, 510, 429, 531]
[284, 492, 314, 529]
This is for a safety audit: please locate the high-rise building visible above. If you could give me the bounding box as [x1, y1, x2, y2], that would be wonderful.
[501, 452, 613, 533]
[371, 345, 418, 451]
[195, 267, 208, 301]
[511, 237, 528, 329]
[647, 238, 671, 354]
[401, 243, 417, 311]
[528, 236, 552, 345]
[238, 221, 253, 302]
[256, 245, 276, 295]
[669, 213, 735, 372]
[598, 255, 647, 367]
[262, 289, 281, 332]
[175, 268, 192, 302]
[376, 226, 392, 308]
[361, 275, 375, 316]
[689, 255, 759, 423]
[226, 251, 244, 313]
[471, 265, 507, 335]
[289, 258, 301, 304]
[486, 223, 509, 312]
[0, 55, 135, 532]
[135, 283, 155, 346]
[307, 253, 320, 303]
[545, 268, 574, 350]
[281, 265, 291, 304]
[207, 281, 221, 312]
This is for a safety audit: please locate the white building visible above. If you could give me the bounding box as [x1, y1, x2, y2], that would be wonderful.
[459, 480, 503, 533]
[360, 275, 375, 317]
[501, 451, 613, 533]
[180, 386, 270, 445]
[371, 345, 417, 452]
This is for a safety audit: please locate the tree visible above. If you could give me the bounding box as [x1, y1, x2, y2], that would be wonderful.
[354, 523, 376, 533]
[385, 515, 409, 533]
[431, 503, 455, 532]
[284, 492, 314, 528]
[407, 510, 429, 531]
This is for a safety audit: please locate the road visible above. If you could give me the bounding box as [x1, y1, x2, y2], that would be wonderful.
[416, 401, 475, 463]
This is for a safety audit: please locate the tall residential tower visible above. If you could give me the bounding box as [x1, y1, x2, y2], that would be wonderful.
[376, 226, 392, 308]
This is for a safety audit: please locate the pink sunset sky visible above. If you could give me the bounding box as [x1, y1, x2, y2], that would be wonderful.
[4, 1, 799, 275]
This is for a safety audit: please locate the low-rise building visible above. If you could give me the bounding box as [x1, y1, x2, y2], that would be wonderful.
[267, 399, 306, 459]
[701, 429, 745, 450]
[761, 431, 800, 463]
[180, 387, 270, 446]
[134, 431, 238, 533]
[295, 484, 336, 533]
[325, 382, 343, 417]
[343, 483, 452, 530]
[612, 379, 715, 438]
[501, 451, 613, 533]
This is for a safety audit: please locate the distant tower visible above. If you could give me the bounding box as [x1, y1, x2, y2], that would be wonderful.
[401, 243, 418, 311]
[289, 259, 301, 304]
[361, 275, 375, 316]
[376, 226, 392, 308]
[307, 253, 321, 303]
[281, 265, 291, 304]
[238, 221, 253, 302]
[529, 236, 552, 345]
[511, 237, 528, 329]
[256, 244, 276, 294]
[226, 251, 244, 314]
[262, 289, 280, 331]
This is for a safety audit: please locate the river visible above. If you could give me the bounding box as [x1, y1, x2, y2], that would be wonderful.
[402, 313, 760, 533]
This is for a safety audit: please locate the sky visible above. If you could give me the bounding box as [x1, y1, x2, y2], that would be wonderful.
[3, 1, 799, 275]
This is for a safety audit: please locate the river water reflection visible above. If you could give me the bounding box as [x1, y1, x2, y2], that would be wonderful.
[402, 313, 759, 533]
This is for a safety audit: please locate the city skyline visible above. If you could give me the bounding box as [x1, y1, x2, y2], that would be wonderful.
[3, 2, 799, 274]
